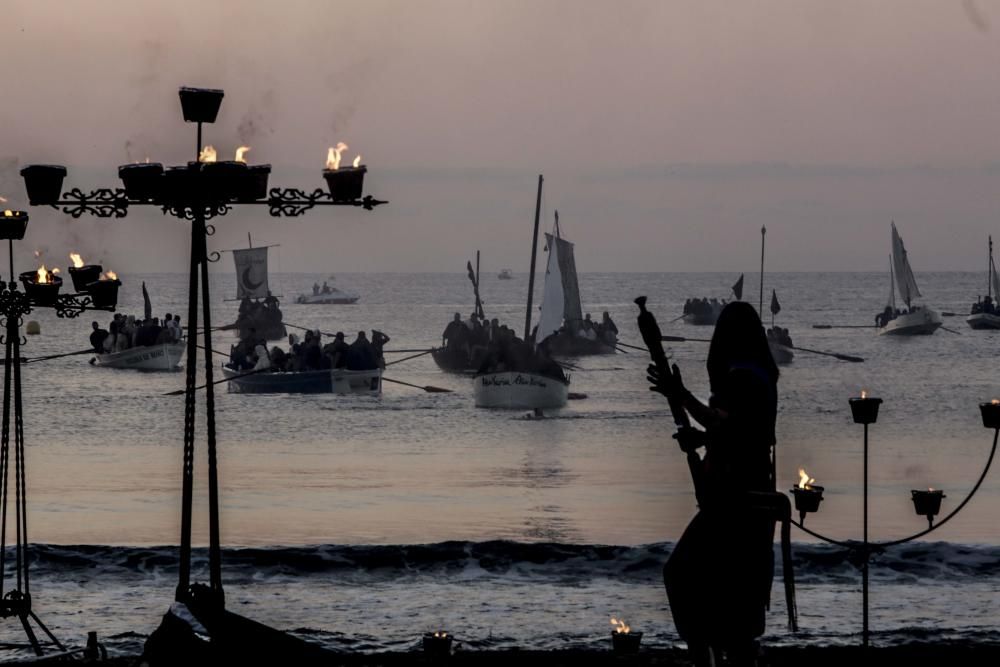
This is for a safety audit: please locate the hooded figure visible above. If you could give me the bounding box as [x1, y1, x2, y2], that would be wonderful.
[649, 302, 779, 666]
[253, 345, 271, 371]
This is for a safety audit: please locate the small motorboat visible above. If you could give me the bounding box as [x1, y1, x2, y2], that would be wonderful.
[295, 287, 360, 305]
[222, 364, 382, 394]
[91, 342, 185, 371]
[498, 268, 513, 280]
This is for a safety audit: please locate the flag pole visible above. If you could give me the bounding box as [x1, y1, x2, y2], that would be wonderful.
[759, 226, 766, 316]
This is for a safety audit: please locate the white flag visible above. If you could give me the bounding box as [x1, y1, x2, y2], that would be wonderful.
[233, 247, 269, 299]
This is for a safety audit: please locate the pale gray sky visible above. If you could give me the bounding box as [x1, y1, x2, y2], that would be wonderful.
[2, 1, 1000, 273]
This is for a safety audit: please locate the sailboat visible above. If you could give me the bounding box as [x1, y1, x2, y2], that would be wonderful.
[765, 290, 794, 365]
[473, 175, 570, 409]
[535, 212, 617, 356]
[876, 222, 941, 336]
[966, 236, 1000, 330]
[227, 237, 287, 341]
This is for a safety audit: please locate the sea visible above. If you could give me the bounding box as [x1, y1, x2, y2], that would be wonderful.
[3, 271, 1000, 658]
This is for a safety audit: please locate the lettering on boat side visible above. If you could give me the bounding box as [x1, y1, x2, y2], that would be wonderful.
[124, 349, 164, 364]
[480, 374, 547, 388]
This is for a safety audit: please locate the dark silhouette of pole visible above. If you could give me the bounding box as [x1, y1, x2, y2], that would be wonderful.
[862, 422, 870, 649]
[524, 174, 543, 341]
[759, 226, 766, 315]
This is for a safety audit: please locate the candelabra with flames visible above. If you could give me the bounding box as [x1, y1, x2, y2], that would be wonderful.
[790, 392, 1000, 649]
[0, 213, 121, 655]
[17, 86, 387, 660]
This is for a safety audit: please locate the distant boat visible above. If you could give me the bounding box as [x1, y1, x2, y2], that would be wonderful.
[228, 239, 287, 341]
[222, 364, 382, 394]
[498, 268, 513, 280]
[295, 278, 360, 305]
[876, 223, 941, 336]
[92, 342, 186, 371]
[967, 236, 1000, 330]
[535, 212, 616, 356]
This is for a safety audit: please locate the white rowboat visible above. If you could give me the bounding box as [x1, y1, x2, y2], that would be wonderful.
[474, 371, 569, 409]
[91, 342, 185, 371]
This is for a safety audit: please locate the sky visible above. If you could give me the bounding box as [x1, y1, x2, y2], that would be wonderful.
[2, 1, 1000, 273]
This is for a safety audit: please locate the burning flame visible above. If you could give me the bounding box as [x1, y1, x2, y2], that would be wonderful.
[36, 265, 51, 284]
[353, 155, 362, 168]
[235, 146, 251, 163]
[798, 468, 815, 490]
[33, 250, 41, 259]
[860, 390, 867, 399]
[100, 270, 118, 281]
[70, 252, 84, 268]
[326, 142, 349, 170]
[992, 399, 999, 405]
[610, 617, 630, 634]
[199, 145, 217, 163]
[431, 631, 448, 638]
[52, 267, 60, 275]
[3, 210, 13, 217]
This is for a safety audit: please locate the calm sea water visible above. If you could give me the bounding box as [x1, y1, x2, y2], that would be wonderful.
[3, 271, 1000, 657]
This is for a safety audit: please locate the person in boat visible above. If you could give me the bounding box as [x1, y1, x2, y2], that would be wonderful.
[312, 282, 320, 296]
[253, 344, 271, 371]
[648, 301, 780, 666]
[264, 291, 279, 309]
[90, 321, 109, 353]
[371, 330, 390, 369]
[600, 312, 619, 344]
[346, 331, 378, 371]
[443, 313, 469, 353]
[327, 332, 350, 369]
[322, 281, 331, 294]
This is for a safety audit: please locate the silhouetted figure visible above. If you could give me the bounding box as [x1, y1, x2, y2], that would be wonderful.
[90, 321, 109, 353]
[346, 331, 377, 370]
[648, 301, 779, 666]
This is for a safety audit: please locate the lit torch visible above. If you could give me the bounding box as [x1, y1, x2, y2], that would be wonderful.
[199, 145, 217, 163]
[235, 146, 251, 163]
[610, 616, 642, 654]
[790, 467, 824, 523]
[325, 142, 348, 170]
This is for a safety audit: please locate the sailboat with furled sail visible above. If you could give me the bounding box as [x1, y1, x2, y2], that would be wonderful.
[875, 222, 941, 336]
[535, 211, 617, 356]
[966, 236, 1000, 330]
[226, 235, 287, 341]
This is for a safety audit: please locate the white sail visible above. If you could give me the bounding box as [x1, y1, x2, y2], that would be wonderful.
[887, 255, 896, 310]
[536, 234, 564, 345]
[891, 222, 921, 307]
[233, 247, 269, 299]
[992, 258, 1000, 302]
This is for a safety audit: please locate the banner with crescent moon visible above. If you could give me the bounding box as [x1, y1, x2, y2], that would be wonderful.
[233, 247, 269, 299]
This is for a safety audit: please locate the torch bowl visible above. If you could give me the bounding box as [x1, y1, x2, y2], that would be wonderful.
[0, 211, 29, 240]
[178, 86, 224, 123]
[160, 165, 197, 208]
[85, 278, 121, 309]
[20, 164, 67, 206]
[68, 265, 103, 293]
[980, 402, 1000, 429]
[791, 485, 824, 515]
[237, 164, 271, 202]
[611, 631, 643, 654]
[911, 489, 945, 519]
[323, 165, 366, 202]
[849, 397, 882, 425]
[18, 271, 63, 306]
[118, 163, 164, 201]
[201, 160, 248, 202]
[422, 632, 453, 658]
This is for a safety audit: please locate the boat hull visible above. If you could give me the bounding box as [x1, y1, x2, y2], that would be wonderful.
[223, 365, 382, 394]
[474, 371, 569, 409]
[966, 312, 1000, 330]
[294, 292, 359, 305]
[431, 345, 488, 373]
[878, 309, 942, 336]
[543, 332, 616, 356]
[92, 342, 185, 371]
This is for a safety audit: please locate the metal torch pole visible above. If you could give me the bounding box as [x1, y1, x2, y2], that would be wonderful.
[862, 422, 870, 649]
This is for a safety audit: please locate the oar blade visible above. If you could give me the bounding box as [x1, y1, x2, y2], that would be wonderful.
[422, 385, 453, 393]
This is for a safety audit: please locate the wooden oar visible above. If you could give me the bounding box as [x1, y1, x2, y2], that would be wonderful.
[616, 341, 650, 353]
[940, 326, 963, 335]
[23, 348, 95, 364]
[384, 349, 436, 354]
[661, 335, 864, 363]
[164, 367, 271, 395]
[384, 349, 438, 367]
[286, 322, 334, 337]
[812, 324, 876, 329]
[382, 377, 452, 393]
[613, 345, 630, 354]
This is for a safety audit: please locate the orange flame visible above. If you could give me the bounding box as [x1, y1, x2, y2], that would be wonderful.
[99, 270, 118, 281]
[353, 155, 362, 168]
[199, 145, 217, 163]
[69, 252, 84, 268]
[235, 146, 251, 163]
[860, 389, 868, 400]
[431, 631, 448, 638]
[610, 617, 630, 634]
[3, 210, 13, 217]
[798, 468, 815, 490]
[992, 399, 999, 405]
[36, 265, 50, 284]
[326, 142, 348, 170]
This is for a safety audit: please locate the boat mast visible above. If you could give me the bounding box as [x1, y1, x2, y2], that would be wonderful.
[524, 174, 544, 341]
[989, 236, 993, 302]
[759, 226, 766, 316]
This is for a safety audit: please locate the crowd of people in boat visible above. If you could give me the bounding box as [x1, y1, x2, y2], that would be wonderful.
[875, 304, 926, 327]
[441, 312, 566, 381]
[543, 312, 618, 346]
[90, 313, 183, 353]
[236, 294, 284, 335]
[683, 297, 724, 318]
[970, 295, 997, 315]
[229, 329, 389, 373]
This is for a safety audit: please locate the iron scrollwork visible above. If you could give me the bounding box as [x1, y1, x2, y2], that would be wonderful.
[264, 189, 388, 217]
[57, 188, 129, 219]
